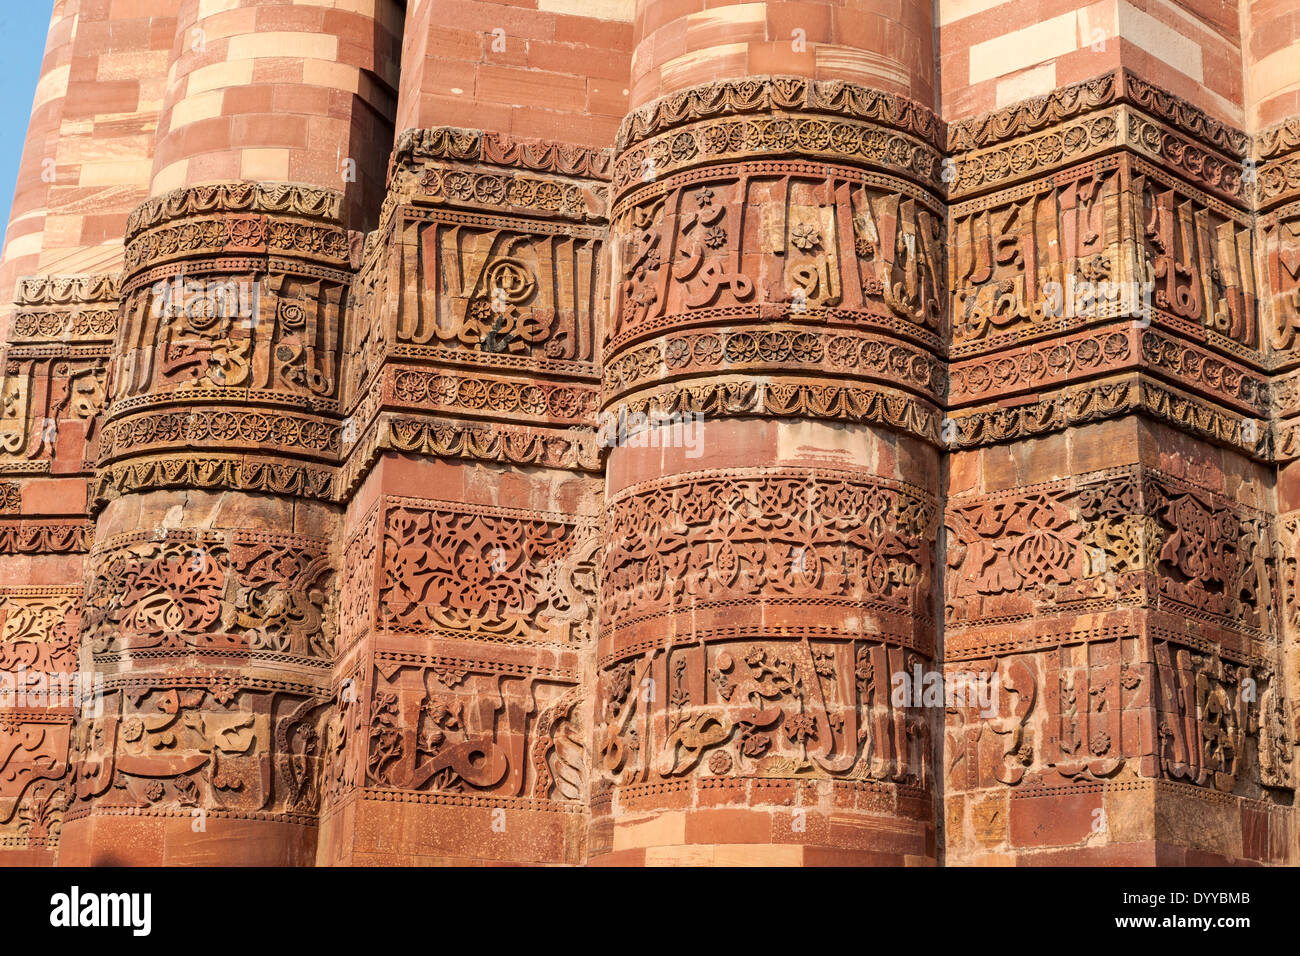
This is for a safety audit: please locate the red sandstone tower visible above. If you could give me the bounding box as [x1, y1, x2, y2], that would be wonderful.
[593, 0, 943, 864]
[0, 0, 1296, 866]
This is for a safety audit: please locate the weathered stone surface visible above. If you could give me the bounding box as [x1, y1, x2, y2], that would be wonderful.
[0, 0, 1298, 867]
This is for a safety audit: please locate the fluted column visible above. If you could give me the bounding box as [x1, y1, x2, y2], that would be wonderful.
[59, 0, 399, 865]
[147, 0, 400, 227]
[940, 3, 1291, 863]
[0, 0, 180, 865]
[0, 2, 79, 328]
[592, 0, 944, 865]
[313, 0, 635, 864]
[1250, 0, 1300, 867]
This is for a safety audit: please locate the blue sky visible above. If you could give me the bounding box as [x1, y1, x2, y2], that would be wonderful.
[0, 4, 53, 245]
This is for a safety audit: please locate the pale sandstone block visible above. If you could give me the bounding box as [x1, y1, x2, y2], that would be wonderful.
[775, 419, 874, 469]
[815, 47, 911, 92]
[303, 59, 362, 94]
[240, 148, 292, 181]
[186, 60, 255, 95]
[36, 214, 82, 252]
[1251, 42, 1300, 102]
[938, 0, 1013, 26]
[138, 78, 169, 115]
[658, 43, 750, 90]
[1076, 0, 1118, 53]
[1115, 0, 1203, 85]
[968, 11, 1078, 84]
[997, 63, 1057, 106]
[32, 64, 71, 112]
[539, 0, 634, 20]
[150, 158, 191, 196]
[714, 843, 804, 866]
[168, 90, 225, 131]
[358, 70, 390, 108]
[3, 232, 43, 261]
[967, 852, 1018, 866]
[197, 0, 242, 18]
[645, 844, 715, 866]
[611, 812, 687, 851]
[355, 0, 405, 35]
[227, 31, 340, 63]
[78, 159, 154, 188]
[40, 242, 125, 278]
